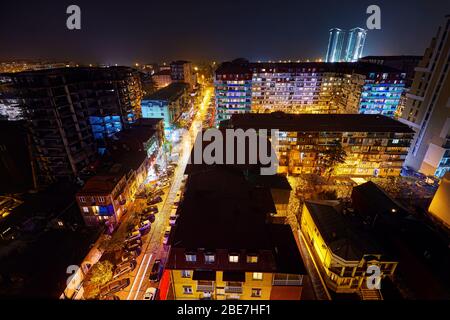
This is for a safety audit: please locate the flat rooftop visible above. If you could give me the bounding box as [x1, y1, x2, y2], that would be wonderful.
[143, 82, 188, 101]
[215, 60, 404, 75]
[225, 112, 414, 133]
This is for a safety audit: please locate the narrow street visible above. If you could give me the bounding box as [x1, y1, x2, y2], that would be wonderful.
[121, 87, 213, 300]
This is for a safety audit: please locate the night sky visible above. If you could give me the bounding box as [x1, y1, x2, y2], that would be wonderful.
[1, 0, 449, 65]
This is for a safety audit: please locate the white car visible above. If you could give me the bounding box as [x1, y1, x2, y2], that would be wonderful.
[143, 287, 157, 300]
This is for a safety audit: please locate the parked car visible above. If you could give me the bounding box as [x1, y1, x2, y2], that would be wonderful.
[142, 214, 155, 223]
[149, 260, 163, 282]
[125, 241, 142, 253]
[147, 196, 163, 206]
[138, 220, 151, 234]
[100, 278, 130, 297]
[144, 206, 159, 214]
[113, 261, 136, 279]
[125, 230, 141, 243]
[144, 287, 158, 300]
[121, 251, 139, 262]
[150, 190, 164, 198]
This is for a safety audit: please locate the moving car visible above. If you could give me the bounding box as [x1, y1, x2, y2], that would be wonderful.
[143, 287, 158, 300]
[149, 260, 163, 282]
[100, 278, 130, 297]
[169, 215, 177, 226]
[163, 227, 171, 245]
[113, 261, 136, 279]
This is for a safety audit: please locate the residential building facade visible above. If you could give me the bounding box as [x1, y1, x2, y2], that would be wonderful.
[223, 112, 414, 177]
[6, 67, 143, 184]
[166, 167, 306, 300]
[141, 82, 190, 132]
[301, 200, 398, 295]
[400, 15, 450, 178]
[215, 60, 406, 121]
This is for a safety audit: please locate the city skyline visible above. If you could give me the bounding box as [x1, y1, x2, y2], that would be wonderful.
[1, 0, 450, 64]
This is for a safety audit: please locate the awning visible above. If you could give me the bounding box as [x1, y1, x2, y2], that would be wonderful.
[222, 271, 245, 282]
[192, 270, 216, 281]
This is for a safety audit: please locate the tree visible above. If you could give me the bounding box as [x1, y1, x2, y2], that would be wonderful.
[89, 260, 114, 288]
[319, 140, 347, 180]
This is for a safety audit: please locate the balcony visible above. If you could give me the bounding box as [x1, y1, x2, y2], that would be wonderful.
[225, 284, 243, 294]
[196, 280, 214, 292]
[273, 274, 303, 286]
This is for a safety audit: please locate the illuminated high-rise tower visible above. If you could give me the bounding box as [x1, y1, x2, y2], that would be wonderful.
[344, 27, 367, 62]
[325, 28, 345, 62]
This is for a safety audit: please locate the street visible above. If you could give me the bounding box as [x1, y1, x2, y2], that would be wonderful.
[115, 87, 213, 300]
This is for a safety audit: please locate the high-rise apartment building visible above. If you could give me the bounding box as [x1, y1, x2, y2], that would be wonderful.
[170, 60, 195, 89]
[222, 112, 414, 177]
[325, 28, 346, 63]
[215, 60, 406, 121]
[343, 28, 367, 62]
[7, 67, 143, 184]
[400, 15, 450, 178]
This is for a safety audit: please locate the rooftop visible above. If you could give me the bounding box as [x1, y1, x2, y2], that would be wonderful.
[80, 174, 124, 195]
[305, 200, 384, 261]
[143, 82, 188, 101]
[215, 60, 404, 75]
[168, 166, 306, 274]
[225, 112, 414, 133]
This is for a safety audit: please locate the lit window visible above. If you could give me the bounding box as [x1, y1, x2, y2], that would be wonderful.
[392, 139, 399, 144]
[98, 196, 105, 203]
[247, 255, 258, 263]
[181, 270, 191, 278]
[216, 287, 225, 295]
[229, 254, 239, 263]
[82, 207, 89, 213]
[183, 286, 193, 294]
[185, 254, 197, 262]
[253, 272, 263, 280]
[205, 254, 215, 264]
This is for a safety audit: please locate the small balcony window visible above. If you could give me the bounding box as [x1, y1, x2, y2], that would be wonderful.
[205, 254, 215, 264]
[229, 254, 239, 263]
[185, 254, 197, 262]
[251, 288, 262, 297]
[181, 270, 191, 278]
[247, 255, 258, 263]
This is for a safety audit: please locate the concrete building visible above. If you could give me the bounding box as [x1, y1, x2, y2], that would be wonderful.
[170, 60, 195, 89]
[166, 166, 306, 300]
[301, 200, 397, 296]
[215, 60, 406, 121]
[223, 112, 414, 177]
[152, 69, 172, 89]
[400, 15, 450, 178]
[141, 82, 190, 132]
[6, 67, 143, 185]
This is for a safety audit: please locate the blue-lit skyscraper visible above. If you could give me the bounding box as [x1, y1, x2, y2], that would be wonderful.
[344, 27, 367, 62]
[325, 28, 345, 62]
